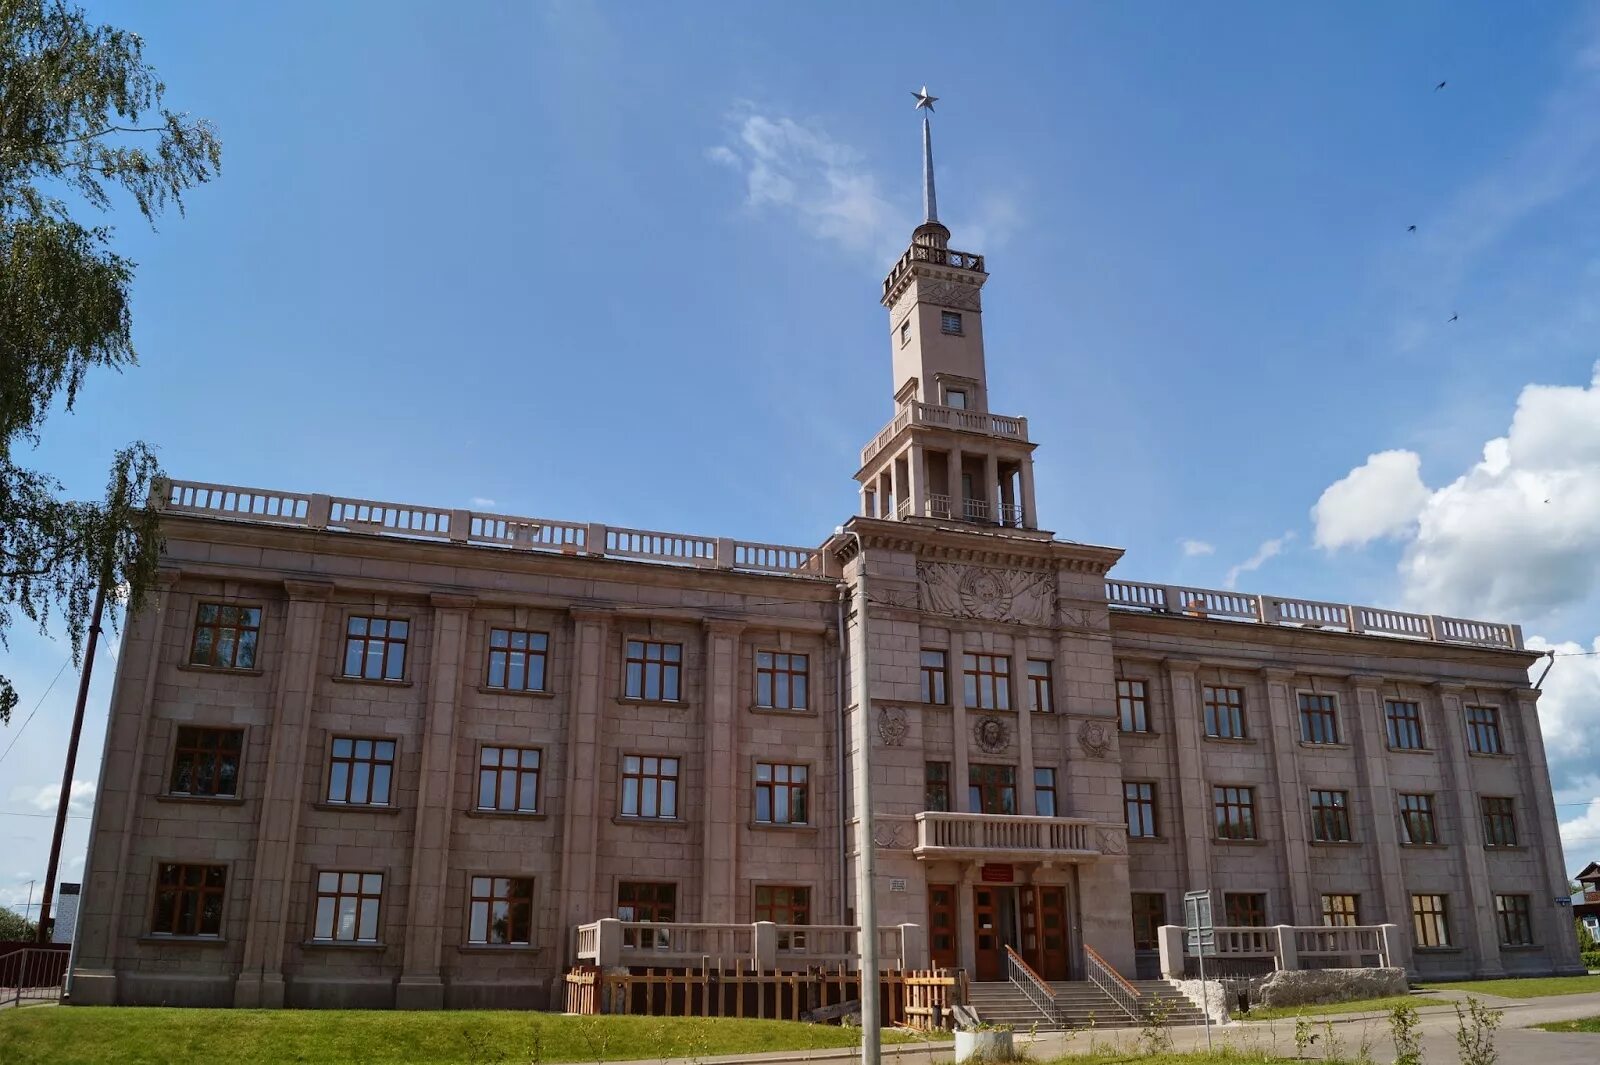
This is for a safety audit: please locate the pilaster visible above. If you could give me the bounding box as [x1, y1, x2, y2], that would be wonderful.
[1013, 642, 1035, 812]
[558, 608, 612, 956]
[701, 618, 745, 923]
[1261, 667, 1312, 923]
[951, 634, 971, 812]
[1164, 659, 1211, 895]
[1433, 682, 1504, 977]
[1348, 674, 1411, 970]
[1511, 687, 1586, 973]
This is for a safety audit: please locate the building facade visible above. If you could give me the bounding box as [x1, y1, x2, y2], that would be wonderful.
[69, 114, 1582, 1010]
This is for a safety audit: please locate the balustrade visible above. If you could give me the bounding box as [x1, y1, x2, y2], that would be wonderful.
[914, 811, 1099, 860]
[573, 919, 915, 971]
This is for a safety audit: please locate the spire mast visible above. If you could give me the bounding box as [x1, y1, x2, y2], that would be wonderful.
[911, 85, 940, 224]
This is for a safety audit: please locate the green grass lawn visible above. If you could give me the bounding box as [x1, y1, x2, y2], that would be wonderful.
[1239, 993, 1447, 1022]
[1041, 1053, 1356, 1065]
[0, 1009, 931, 1065]
[1419, 974, 1600, 998]
[1534, 1016, 1600, 1033]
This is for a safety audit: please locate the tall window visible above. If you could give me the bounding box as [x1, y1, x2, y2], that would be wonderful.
[1398, 794, 1438, 845]
[1026, 660, 1053, 713]
[899, 319, 911, 345]
[1385, 700, 1425, 750]
[941, 310, 964, 335]
[1203, 686, 1246, 739]
[945, 388, 967, 409]
[924, 762, 951, 812]
[618, 882, 676, 949]
[1309, 790, 1352, 843]
[625, 640, 681, 702]
[1213, 785, 1257, 840]
[1298, 692, 1341, 744]
[1224, 893, 1267, 927]
[756, 651, 808, 710]
[755, 885, 810, 950]
[327, 737, 396, 806]
[169, 727, 243, 798]
[1321, 894, 1360, 927]
[477, 747, 541, 813]
[969, 764, 1017, 815]
[486, 629, 548, 692]
[963, 653, 1011, 710]
[468, 876, 533, 946]
[1481, 797, 1518, 848]
[1117, 679, 1149, 733]
[920, 650, 949, 705]
[150, 863, 226, 937]
[1125, 781, 1158, 838]
[343, 616, 408, 681]
[1131, 893, 1166, 951]
[1495, 894, 1533, 946]
[314, 871, 383, 943]
[621, 755, 679, 819]
[755, 763, 808, 825]
[1465, 706, 1504, 754]
[1034, 768, 1057, 816]
[189, 604, 261, 670]
[1411, 894, 1449, 947]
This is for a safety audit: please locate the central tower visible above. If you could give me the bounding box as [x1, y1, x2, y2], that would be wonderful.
[856, 91, 1042, 532]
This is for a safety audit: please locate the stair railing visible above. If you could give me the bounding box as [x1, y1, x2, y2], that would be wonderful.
[1083, 943, 1142, 1022]
[1003, 944, 1060, 1025]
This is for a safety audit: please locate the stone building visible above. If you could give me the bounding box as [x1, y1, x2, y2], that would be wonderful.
[69, 109, 1581, 1009]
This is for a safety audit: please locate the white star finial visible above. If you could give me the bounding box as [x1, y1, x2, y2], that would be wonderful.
[911, 86, 938, 112]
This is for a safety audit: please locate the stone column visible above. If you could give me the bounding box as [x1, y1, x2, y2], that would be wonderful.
[1349, 675, 1411, 969]
[234, 580, 333, 1008]
[701, 619, 745, 923]
[1433, 683, 1504, 977]
[397, 593, 475, 1009]
[956, 868, 979, 974]
[1018, 458, 1038, 530]
[1164, 659, 1211, 895]
[1013, 640, 1035, 813]
[1261, 668, 1312, 923]
[558, 608, 612, 957]
[1512, 687, 1586, 973]
[949, 444, 965, 517]
[951, 636, 971, 812]
[910, 444, 929, 518]
[982, 453, 999, 523]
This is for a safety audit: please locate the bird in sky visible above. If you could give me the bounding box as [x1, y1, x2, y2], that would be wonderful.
[1407, 225, 1417, 232]
[1435, 80, 1447, 91]
[1449, 313, 1459, 322]
[912, 86, 938, 112]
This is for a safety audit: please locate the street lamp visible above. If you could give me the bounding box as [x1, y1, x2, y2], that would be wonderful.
[837, 525, 880, 1065]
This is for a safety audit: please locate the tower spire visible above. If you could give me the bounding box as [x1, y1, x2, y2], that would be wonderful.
[911, 85, 940, 224]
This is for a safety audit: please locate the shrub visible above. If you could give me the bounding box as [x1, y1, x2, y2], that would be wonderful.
[1581, 948, 1600, 971]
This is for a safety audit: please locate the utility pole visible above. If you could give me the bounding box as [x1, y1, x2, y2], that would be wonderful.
[839, 526, 880, 1065]
[36, 581, 106, 944]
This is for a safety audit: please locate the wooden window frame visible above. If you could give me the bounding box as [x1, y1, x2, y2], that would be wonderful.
[1034, 767, 1057, 817]
[920, 649, 949, 705]
[1203, 686, 1247, 739]
[1117, 678, 1150, 733]
[485, 628, 549, 692]
[1223, 892, 1267, 927]
[1131, 892, 1166, 951]
[1495, 894, 1533, 946]
[1297, 691, 1341, 745]
[326, 736, 397, 807]
[188, 602, 263, 671]
[620, 754, 680, 820]
[1125, 781, 1158, 838]
[755, 650, 809, 711]
[1411, 893, 1450, 948]
[1026, 659, 1054, 713]
[968, 763, 1017, 815]
[1398, 793, 1438, 845]
[168, 726, 244, 798]
[962, 652, 1011, 711]
[1385, 699, 1426, 750]
[924, 761, 951, 812]
[342, 615, 409, 681]
[467, 874, 534, 946]
[312, 869, 384, 944]
[624, 639, 682, 703]
[1465, 705, 1504, 755]
[754, 762, 809, 825]
[1480, 797, 1518, 848]
[1321, 894, 1360, 927]
[1309, 789, 1352, 843]
[150, 862, 227, 937]
[754, 883, 811, 951]
[1213, 784, 1258, 840]
[618, 881, 678, 949]
[476, 746, 542, 814]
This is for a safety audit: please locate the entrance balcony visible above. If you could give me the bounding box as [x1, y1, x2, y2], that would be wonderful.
[913, 812, 1104, 863]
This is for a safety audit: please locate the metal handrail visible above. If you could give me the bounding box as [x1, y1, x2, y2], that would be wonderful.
[1003, 944, 1059, 1025]
[1083, 943, 1141, 1022]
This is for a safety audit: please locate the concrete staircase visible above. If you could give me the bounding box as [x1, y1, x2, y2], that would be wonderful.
[964, 979, 1208, 1030]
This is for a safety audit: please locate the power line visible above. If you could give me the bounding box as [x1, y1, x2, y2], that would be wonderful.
[0, 655, 74, 770]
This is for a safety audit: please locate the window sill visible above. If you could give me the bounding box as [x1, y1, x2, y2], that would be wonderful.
[313, 801, 403, 815]
[1309, 839, 1361, 848]
[612, 815, 690, 828]
[1483, 844, 1526, 853]
[1119, 729, 1162, 739]
[139, 935, 228, 946]
[477, 686, 556, 700]
[1128, 835, 1168, 843]
[750, 821, 818, 833]
[1203, 736, 1256, 745]
[175, 663, 265, 677]
[967, 706, 1017, 715]
[301, 940, 387, 951]
[1468, 751, 1514, 761]
[456, 943, 540, 954]
[463, 808, 547, 821]
[1298, 741, 1352, 751]
[330, 675, 413, 688]
[1499, 944, 1542, 952]
[155, 793, 245, 806]
[749, 705, 817, 718]
[618, 698, 689, 710]
[1213, 837, 1267, 846]
[1386, 746, 1434, 756]
[1413, 946, 1463, 955]
[1400, 842, 1449, 849]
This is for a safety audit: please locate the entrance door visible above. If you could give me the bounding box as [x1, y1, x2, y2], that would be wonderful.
[1034, 886, 1070, 980]
[973, 886, 1021, 980]
[927, 884, 958, 970]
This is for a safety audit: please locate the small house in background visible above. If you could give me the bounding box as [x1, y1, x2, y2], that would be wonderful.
[1575, 862, 1600, 938]
[50, 884, 80, 946]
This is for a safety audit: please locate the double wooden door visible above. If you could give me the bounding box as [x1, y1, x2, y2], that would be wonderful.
[967, 884, 1070, 982]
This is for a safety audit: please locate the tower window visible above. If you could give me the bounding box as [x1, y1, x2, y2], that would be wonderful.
[899, 319, 911, 345]
[940, 311, 963, 335]
[945, 388, 967, 409]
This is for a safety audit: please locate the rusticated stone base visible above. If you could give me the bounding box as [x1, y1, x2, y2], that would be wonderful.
[1255, 967, 1408, 1009]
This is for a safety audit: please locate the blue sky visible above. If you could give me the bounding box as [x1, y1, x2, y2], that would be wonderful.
[5, 0, 1600, 914]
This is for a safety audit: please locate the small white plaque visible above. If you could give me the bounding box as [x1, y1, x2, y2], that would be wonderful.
[889, 877, 908, 892]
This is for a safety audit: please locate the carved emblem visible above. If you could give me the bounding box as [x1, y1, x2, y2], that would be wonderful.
[1077, 719, 1114, 759]
[918, 562, 1056, 625]
[1096, 826, 1128, 855]
[878, 706, 909, 747]
[873, 820, 912, 848]
[973, 715, 1010, 754]
[958, 567, 1013, 620]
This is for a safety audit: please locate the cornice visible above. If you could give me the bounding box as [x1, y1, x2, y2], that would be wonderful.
[282, 579, 334, 601]
[429, 592, 477, 611]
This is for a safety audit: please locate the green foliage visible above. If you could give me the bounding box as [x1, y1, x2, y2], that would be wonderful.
[1388, 1002, 1422, 1065]
[0, 904, 38, 940]
[1576, 920, 1597, 953]
[1452, 996, 1501, 1065]
[1581, 948, 1600, 971]
[1535, 1015, 1600, 1033]
[0, 0, 220, 722]
[1420, 974, 1600, 997]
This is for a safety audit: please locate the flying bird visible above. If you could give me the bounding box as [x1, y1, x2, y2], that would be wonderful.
[1407, 225, 1417, 232]
[1448, 313, 1459, 322]
[1435, 80, 1447, 91]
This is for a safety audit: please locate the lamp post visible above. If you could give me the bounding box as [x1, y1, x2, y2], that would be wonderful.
[838, 525, 880, 1065]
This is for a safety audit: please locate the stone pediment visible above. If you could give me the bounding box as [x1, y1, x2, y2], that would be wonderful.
[917, 561, 1055, 625]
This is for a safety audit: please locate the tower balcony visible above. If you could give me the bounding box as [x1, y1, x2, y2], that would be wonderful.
[861, 401, 1028, 468]
[882, 243, 987, 304]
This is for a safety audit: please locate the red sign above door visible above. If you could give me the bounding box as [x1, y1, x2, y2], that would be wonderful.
[980, 864, 1014, 883]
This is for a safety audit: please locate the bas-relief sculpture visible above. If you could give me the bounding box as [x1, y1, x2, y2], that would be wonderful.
[918, 562, 1055, 625]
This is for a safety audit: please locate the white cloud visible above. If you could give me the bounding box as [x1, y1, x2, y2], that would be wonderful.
[14, 779, 96, 817]
[469, 497, 497, 509]
[1180, 539, 1215, 557]
[1224, 531, 1294, 590]
[1559, 796, 1600, 876]
[1312, 450, 1430, 550]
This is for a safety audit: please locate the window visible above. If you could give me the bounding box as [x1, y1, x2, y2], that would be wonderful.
[618, 882, 676, 949]
[899, 318, 911, 345]
[1026, 660, 1053, 713]
[920, 650, 949, 704]
[625, 640, 682, 702]
[1131, 893, 1166, 951]
[756, 651, 809, 710]
[1117, 679, 1149, 733]
[1481, 797, 1518, 848]
[924, 762, 951, 812]
[1465, 706, 1504, 754]
[313, 871, 383, 943]
[327, 737, 396, 806]
[1385, 700, 1426, 750]
[477, 747, 541, 813]
[1309, 790, 1352, 843]
[1125, 781, 1158, 838]
[1224, 893, 1267, 927]
[754, 885, 810, 950]
[1321, 894, 1360, 927]
[468, 876, 533, 946]
[963, 653, 1011, 710]
[150, 863, 226, 937]
[940, 310, 963, 335]
[1034, 768, 1057, 816]
[189, 604, 261, 670]
[486, 628, 548, 692]
[1203, 686, 1246, 739]
[1298, 692, 1341, 744]
[1495, 894, 1533, 946]
[945, 388, 968, 409]
[168, 727, 243, 798]
[621, 755, 679, 819]
[969, 764, 1017, 815]
[1411, 894, 1449, 947]
[1213, 785, 1257, 840]
[342, 616, 408, 681]
[1398, 794, 1438, 845]
[755, 763, 808, 825]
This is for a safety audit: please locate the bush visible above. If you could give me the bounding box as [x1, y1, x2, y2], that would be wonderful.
[1582, 948, 1600, 971]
